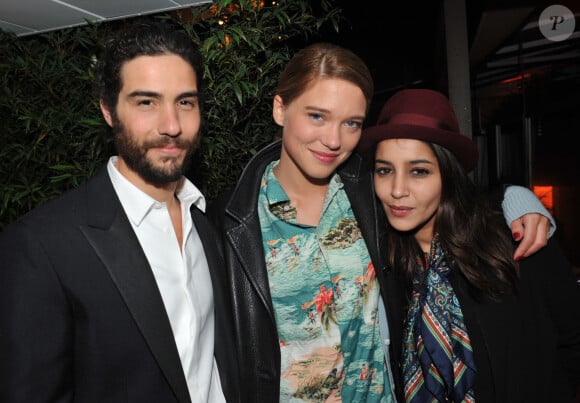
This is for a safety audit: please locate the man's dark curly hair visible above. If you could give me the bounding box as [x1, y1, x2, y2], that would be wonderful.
[94, 20, 204, 111]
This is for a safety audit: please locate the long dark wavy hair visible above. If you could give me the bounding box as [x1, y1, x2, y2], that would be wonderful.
[385, 142, 519, 300]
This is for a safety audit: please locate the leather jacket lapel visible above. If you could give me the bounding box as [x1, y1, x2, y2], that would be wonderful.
[222, 141, 281, 325]
[227, 213, 275, 319]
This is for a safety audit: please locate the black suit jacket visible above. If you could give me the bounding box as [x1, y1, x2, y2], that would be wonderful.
[0, 167, 239, 402]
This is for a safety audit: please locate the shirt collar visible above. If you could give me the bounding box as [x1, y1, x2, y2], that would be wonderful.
[262, 160, 345, 204]
[263, 161, 289, 206]
[107, 156, 206, 227]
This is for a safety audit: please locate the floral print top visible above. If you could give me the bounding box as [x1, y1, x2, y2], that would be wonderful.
[258, 161, 394, 403]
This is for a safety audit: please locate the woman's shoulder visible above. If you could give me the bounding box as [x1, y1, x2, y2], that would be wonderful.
[518, 238, 580, 301]
[519, 238, 572, 272]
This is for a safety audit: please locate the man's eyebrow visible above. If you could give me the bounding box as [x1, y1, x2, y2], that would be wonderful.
[127, 90, 160, 99]
[126, 91, 199, 100]
[177, 91, 199, 99]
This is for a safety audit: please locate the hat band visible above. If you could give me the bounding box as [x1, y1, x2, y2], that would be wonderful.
[388, 113, 453, 132]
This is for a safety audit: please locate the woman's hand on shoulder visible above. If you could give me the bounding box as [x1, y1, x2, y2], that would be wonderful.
[511, 213, 551, 261]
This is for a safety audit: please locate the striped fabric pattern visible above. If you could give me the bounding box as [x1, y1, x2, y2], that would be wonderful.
[402, 239, 476, 402]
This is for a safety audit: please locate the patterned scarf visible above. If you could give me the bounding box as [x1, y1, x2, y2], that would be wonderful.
[403, 237, 476, 402]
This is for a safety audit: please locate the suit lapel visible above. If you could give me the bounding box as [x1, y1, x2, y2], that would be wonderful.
[80, 169, 191, 403]
[192, 208, 240, 400]
[192, 208, 221, 278]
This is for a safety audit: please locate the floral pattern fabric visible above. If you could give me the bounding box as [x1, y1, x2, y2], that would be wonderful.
[258, 161, 394, 403]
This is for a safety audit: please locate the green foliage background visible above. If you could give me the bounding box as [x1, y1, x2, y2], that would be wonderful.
[0, 0, 341, 229]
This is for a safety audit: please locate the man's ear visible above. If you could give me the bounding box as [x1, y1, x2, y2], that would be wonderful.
[100, 99, 113, 127]
[272, 95, 285, 126]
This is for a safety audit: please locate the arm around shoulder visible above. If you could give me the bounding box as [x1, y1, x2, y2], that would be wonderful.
[502, 185, 556, 237]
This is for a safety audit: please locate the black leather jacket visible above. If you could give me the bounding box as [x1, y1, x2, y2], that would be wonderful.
[208, 141, 406, 402]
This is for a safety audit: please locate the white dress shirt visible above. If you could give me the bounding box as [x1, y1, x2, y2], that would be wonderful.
[107, 157, 225, 403]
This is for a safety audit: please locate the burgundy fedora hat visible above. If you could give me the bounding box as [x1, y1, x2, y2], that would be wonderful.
[358, 89, 479, 171]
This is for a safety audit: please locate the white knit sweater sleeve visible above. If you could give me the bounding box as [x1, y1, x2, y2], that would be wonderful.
[501, 185, 556, 237]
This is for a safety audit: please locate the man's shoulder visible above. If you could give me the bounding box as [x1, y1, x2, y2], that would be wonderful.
[3, 168, 112, 232]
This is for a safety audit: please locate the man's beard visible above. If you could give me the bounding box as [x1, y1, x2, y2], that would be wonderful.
[111, 113, 199, 184]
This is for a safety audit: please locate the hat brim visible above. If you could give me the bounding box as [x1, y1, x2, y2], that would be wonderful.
[358, 123, 479, 172]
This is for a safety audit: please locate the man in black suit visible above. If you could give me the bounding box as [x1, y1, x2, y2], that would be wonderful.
[0, 21, 238, 402]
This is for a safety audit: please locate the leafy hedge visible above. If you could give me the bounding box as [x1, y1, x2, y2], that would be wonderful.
[0, 0, 341, 229]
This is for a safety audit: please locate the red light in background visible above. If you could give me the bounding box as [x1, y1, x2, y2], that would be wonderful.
[533, 185, 553, 213]
[501, 72, 532, 84]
